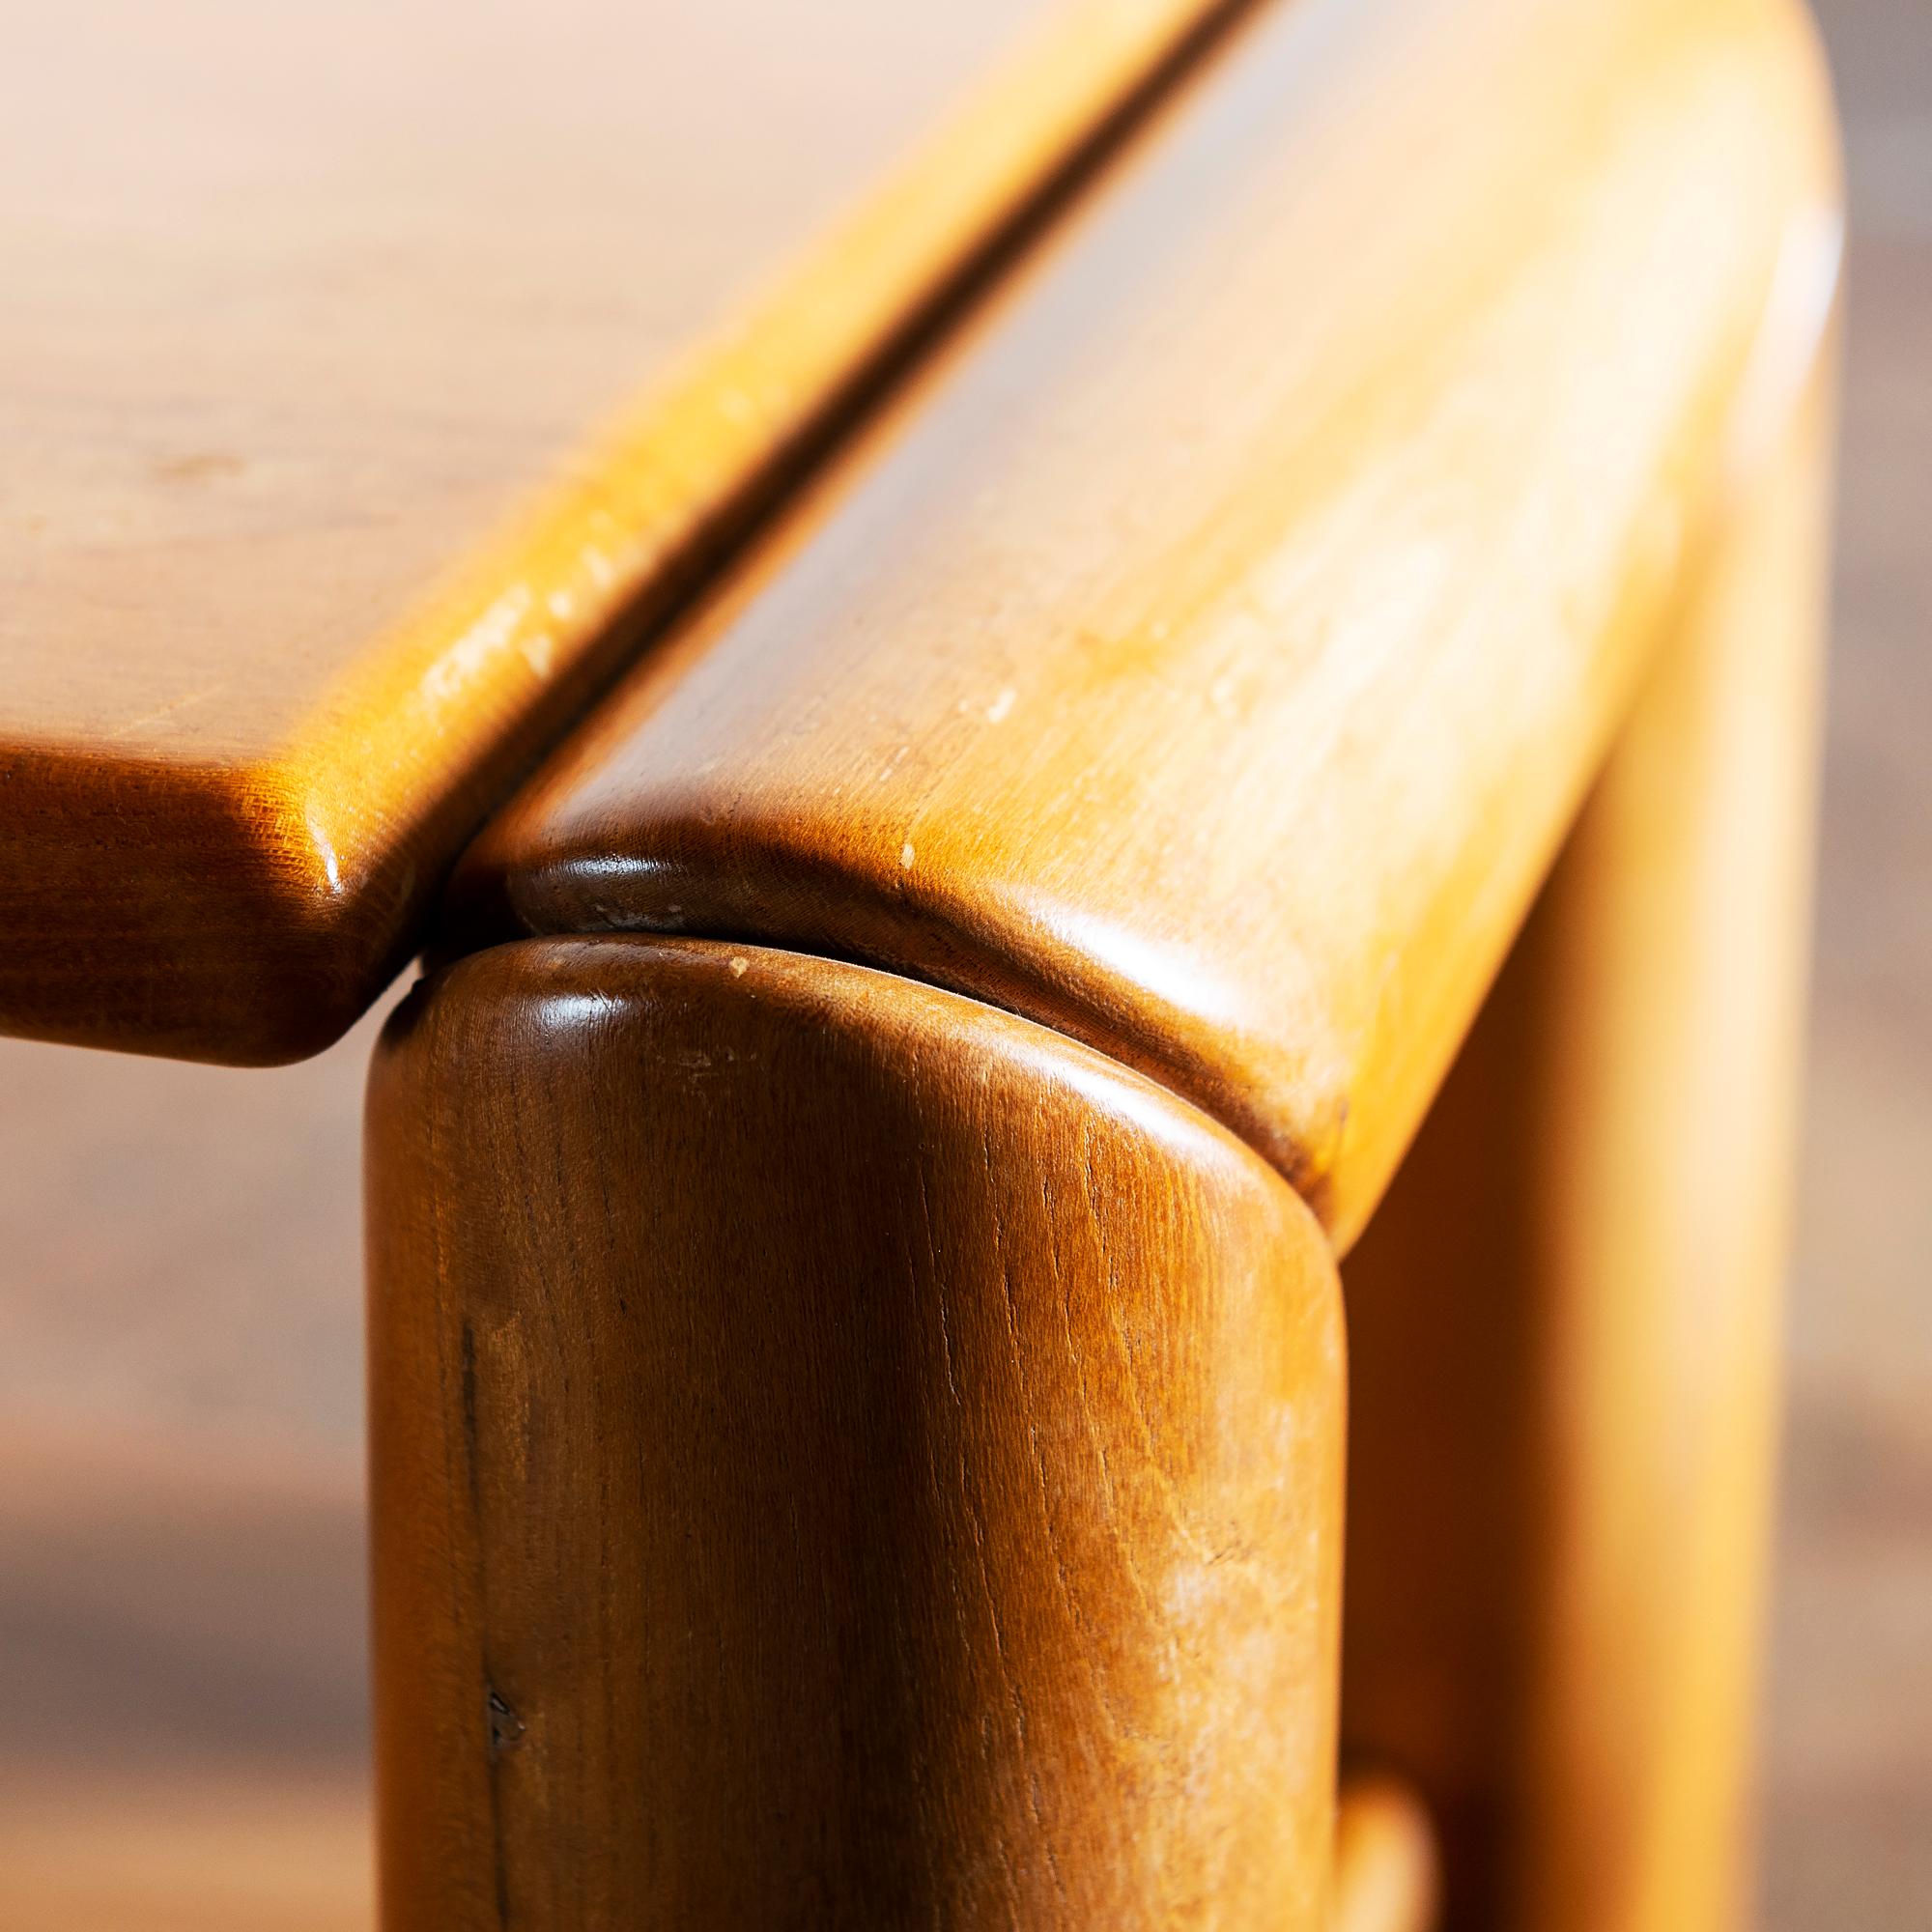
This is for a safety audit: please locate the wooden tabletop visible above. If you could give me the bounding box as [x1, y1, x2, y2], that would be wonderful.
[450, 0, 1838, 1243]
[0, 0, 1235, 1063]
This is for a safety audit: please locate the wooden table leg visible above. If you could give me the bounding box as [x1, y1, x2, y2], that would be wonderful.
[1341, 355, 1834, 1932]
[1330, 1776, 1440, 1932]
[365, 937, 1345, 1928]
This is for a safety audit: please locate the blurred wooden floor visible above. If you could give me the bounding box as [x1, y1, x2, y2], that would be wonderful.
[1755, 0, 1932, 1922]
[0, 1436, 370, 1928]
[0, 1033, 382, 1929]
[0, 1, 1924, 1922]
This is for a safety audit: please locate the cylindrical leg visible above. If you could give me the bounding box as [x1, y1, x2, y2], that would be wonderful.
[1329, 1776, 1440, 1932]
[1507, 353, 1833, 1932]
[1340, 359, 1833, 1931]
[366, 936, 1345, 1928]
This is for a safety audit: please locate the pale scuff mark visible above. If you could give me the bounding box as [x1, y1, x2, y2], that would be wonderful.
[419, 584, 534, 702]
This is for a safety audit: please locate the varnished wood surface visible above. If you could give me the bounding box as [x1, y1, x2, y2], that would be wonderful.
[366, 935, 1345, 1927]
[0, 0, 1247, 1064]
[450, 0, 1839, 1243]
[1502, 364, 1829, 1932]
[1339, 363, 1832, 1929]
[0, 8, 1921, 1924]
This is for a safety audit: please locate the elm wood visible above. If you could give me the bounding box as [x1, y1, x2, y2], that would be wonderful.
[448, 0, 1840, 1245]
[1331, 962, 1544, 1926]
[1339, 362, 1833, 1930]
[1504, 355, 1833, 1932]
[366, 936, 1346, 1928]
[0, 0, 1251, 1065]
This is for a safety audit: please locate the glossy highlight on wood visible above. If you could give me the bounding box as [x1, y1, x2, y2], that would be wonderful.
[5, 0, 1844, 1919]
[449, 0, 1840, 1243]
[367, 936, 1345, 1927]
[0, 0, 1249, 1064]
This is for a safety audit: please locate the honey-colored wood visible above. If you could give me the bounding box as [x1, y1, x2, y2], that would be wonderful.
[0, 0, 1248, 1065]
[449, 0, 1838, 1244]
[366, 936, 1345, 1927]
[1330, 1776, 1440, 1932]
[1339, 358, 1833, 1930]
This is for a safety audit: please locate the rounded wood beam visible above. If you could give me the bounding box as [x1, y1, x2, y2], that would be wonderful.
[449, 0, 1839, 1244]
[367, 935, 1346, 1927]
[0, 0, 1251, 1064]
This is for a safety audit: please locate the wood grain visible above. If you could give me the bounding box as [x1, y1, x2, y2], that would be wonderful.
[1338, 358, 1833, 1929]
[449, 0, 1839, 1244]
[366, 935, 1345, 1928]
[0, 0, 1248, 1064]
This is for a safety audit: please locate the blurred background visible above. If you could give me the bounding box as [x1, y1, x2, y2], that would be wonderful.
[0, 0, 1923, 1924]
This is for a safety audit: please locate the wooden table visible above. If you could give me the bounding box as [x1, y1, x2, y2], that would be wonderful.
[1, 0, 1234, 1062]
[2, 0, 1840, 1925]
